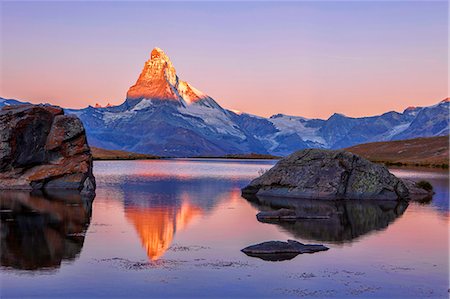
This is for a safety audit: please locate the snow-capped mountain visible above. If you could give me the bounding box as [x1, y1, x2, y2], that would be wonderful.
[126, 48, 220, 109]
[62, 48, 256, 156]
[1, 48, 448, 157]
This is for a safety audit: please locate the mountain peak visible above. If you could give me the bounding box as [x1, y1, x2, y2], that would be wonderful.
[126, 48, 178, 103]
[329, 112, 347, 119]
[150, 47, 170, 61]
[126, 48, 209, 107]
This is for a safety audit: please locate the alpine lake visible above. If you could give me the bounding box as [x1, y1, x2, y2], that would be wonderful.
[1, 159, 448, 298]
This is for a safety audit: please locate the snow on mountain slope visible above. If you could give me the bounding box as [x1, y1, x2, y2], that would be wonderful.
[375, 122, 412, 141]
[177, 81, 207, 105]
[60, 48, 259, 156]
[0, 97, 30, 107]
[100, 99, 158, 124]
[6, 92, 449, 157]
[268, 114, 327, 146]
[178, 104, 245, 139]
[2, 48, 448, 157]
[391, 99, 449, 140]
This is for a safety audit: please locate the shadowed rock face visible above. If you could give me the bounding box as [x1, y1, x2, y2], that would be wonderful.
[0, 104, 95, 193]
[0, 190, 94, 270]
[242, 149, 416, 200]
[245, 195, 408, 243]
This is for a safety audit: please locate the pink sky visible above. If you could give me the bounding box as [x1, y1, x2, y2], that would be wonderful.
[0, 2, 447, 118]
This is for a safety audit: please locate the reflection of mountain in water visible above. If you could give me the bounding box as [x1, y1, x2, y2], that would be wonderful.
[126, 200, 202, 260]
[0, 191, 94, 270]
[121, 178, 239, 261]
[246, 196, 408, 243]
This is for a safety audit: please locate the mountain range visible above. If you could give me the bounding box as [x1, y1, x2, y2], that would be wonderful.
[1, 47, 448, 157]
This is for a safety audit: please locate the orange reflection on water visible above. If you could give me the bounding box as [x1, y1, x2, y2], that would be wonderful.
[125, 197, 203, 261]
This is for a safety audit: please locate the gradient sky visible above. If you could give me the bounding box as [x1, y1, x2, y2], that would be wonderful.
[0, 1, 448, 118]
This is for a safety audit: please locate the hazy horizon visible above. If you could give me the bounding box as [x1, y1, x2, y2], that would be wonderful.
[1, 1, 448, 118]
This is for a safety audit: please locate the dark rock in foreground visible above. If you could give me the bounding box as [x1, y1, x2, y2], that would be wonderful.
[242, 240, 329, 261]
[242, 149, 430, 201]
[0, 104, 95, 193]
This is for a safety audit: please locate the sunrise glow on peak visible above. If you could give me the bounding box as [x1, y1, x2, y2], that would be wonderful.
[150, 47, 169, 60]
[229, 109, 242, 115]
[125, 48, 210, 106]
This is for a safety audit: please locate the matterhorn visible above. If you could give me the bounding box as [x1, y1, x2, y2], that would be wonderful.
[66, 48, 261, 156]
[125, 48, 221, 110]
[55, 48, 449, 157]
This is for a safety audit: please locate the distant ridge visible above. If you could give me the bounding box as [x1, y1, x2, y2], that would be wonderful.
[345, 135, 449, 168]
[91, 147, 160, 160]
[1, 49, 449, 157]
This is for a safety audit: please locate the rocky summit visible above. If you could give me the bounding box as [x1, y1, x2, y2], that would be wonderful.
[125, 47, 216, 107]
[55, 48, 448, 157]
[242, 149, 429, 200]
[0, 104, 95, 193]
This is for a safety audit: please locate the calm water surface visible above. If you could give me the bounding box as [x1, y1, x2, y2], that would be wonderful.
[1, 159, 448, 298]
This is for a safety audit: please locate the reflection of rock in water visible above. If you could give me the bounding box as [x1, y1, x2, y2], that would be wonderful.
[245, 195, 408, 243]
[0, 190, 94, 270]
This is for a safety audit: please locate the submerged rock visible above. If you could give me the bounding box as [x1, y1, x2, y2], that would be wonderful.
[242, 240, 328, 261]
[242, 149, 429, 201]
[256, 208, 329, 221]
[0, 104, 95, 193]
[256, 208, 296, 221]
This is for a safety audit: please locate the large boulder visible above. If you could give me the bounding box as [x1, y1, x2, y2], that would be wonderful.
[0, 104, 95, 193]
[242, 149, 423, 201]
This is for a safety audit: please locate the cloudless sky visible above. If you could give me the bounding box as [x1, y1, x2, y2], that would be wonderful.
[0, 1, 447, 118]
